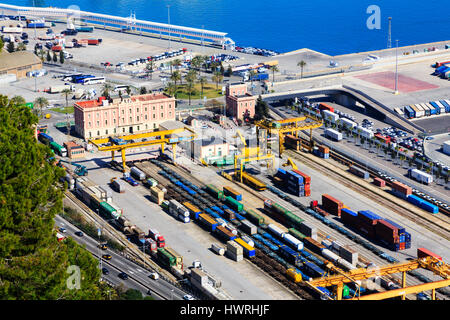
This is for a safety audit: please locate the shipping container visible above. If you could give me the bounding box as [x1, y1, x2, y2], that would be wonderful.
[318, 102, 334, 113]
[303, 261, 326, 278]
[278, 245, 301, 265]
[239, 219, 257, 235]
[205, 184, 224, 199]
[157, 248, 176, 267]
[130, 166, 146, 181]
[227, 240, 243, 255]
[225, 196, 244, 212]
[373, 177, 386, 187]
[241, 172, 267, 191]
[303, 237, 325, 254]
[223, 186, 243, 201]
[150, 186, 164, 205]
[408, 168, 433, 184]
[282, 233, 304, 251]
[418, 200, 439, 214]
[417, 248, 442, 261]
[267, 223, 287, 239]
[198, 213, 218, 231]
[349, 166, 369, 179]
[234, 238, 255, 257]
[322, 109, 339, 123]
[322, 194, 343, 217]
[183, 201, 202, 219]
[325, 128, 342, 141]
[244, 208, 265, 225]
[288, 228, 306, 240]
[215, 225, 237, 241]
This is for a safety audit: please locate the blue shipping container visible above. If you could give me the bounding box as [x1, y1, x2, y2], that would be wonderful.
[419, 201, 439, 214]
[358, 210, 383, 221]
[406, 194, 424, 206]
[429, 102, 440, 114]
[341, 208, 358, 217]
[383, 218, 406, 234]
[439, 100, 450, 112]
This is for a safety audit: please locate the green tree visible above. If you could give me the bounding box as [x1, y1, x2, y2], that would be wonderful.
[59, 51, 64, 64]
[125, 86, 131, 95]
[10, 96, 26, 106]
[34, 96, 49, 119]
[170, 71, 181, 98]
[269, 65, 279, 83]
[16, 42, 26, 51]
[254, 95, 269, 120]
[53, 51, 58, 63]
[297, 60, 306, 78]
[166, 82, 176, 97]
[46, 50, 51, 62]
[198, 76, 207, 98]
[0, 96, 103, 299]
[185, 77, 196, 105]
[121, 288, 144, 300]
[139, 86, 147, 95]
[6, 41, 14, 53]
[0, 37, 4, 52]
[212, 71, 223, 89]
[101, 83, 113, 99]
[226, 65, 233, 77]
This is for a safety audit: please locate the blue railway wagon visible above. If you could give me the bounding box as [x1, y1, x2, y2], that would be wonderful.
[303, 261, 326, 278]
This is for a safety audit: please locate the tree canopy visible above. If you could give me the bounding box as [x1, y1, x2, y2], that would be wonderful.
[0, 95, 104, 299]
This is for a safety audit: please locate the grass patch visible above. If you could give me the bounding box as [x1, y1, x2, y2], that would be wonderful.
[167, 83, 223, 100]
[51, 106, 74, 114]
[61, 206, 125, 252]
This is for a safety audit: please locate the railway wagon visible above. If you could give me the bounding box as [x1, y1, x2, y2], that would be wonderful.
[183, 201, 202, 219]
[234, 238, 255, 258]
[241, 172, 267, 191]
[223, 186, 243, 201]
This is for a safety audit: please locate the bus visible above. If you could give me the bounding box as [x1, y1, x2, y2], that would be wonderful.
[114, 85, 129, 92]
[49, 141, 67, 157]
[82, 77, 106, 85]
[73, 75, 95, 83]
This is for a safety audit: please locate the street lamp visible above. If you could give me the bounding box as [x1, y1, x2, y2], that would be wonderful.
[167, 5, 171, 50]
[394, 39, 399, 95]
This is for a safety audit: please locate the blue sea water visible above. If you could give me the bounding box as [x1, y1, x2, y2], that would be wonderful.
[5, 0, 450, 55]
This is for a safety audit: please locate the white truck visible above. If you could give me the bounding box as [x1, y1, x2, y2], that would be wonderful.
[409, 168, 433, 184]
[325, 128, 343, 141]
[46, 84, 75, 94]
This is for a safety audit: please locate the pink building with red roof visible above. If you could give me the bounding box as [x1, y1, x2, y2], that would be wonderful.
[74, 92, 176, 140]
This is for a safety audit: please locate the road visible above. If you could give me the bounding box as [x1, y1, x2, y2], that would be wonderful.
[55, 215, 189, 300]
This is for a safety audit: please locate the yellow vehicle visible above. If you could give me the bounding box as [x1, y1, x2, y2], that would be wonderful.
[102, 254, 112, 260]
[45, 113, 51, 119]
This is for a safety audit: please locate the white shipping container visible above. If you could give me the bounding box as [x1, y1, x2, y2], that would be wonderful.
[268, 223, 287, 239]
[224, 225, 238, 235]
[283, 234, 304, 251]
[321, 248, 340, 262]
[410, 168, 433, 184]
[434, 101, 446, 113]
[354, 126, 374, 139]
[215, 218, 227, 227]
[325, 128, 343, 141]
[443, 141, 450, 155]
[322, 110, 339, 123]
[340, 118, 356, 129]
[414, 104, 425, 117]
[336, 258, 357, 271]
[331, 240, 344, 253]
[130, 166, 146, 180]
[298, 222, 318, 238]
[321, 239, 332, 249]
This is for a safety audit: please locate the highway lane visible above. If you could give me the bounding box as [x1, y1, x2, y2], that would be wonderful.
[55, 215, 189, 300]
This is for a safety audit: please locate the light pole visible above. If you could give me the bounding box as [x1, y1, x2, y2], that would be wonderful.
[394, 39, 399, 95]
[167, 5, 171, 50]
[97, 225, 102, 272]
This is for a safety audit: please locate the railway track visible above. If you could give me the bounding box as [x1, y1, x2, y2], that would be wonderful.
[134, 159, 320, 300]
[286, 150, 450, 240]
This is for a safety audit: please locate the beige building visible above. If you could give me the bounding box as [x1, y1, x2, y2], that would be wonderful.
[225, 83, 256, 121]
[192, 137, 229, 160]
[74, 92, 176, 140]
[64, 141, 85, 159]
[0, 51, 42, 79]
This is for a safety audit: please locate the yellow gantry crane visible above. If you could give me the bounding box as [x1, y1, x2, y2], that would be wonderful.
[232, 129, 275, 182]
[255, 116, 323, 156]
[306, 256, 450, 300]
[89, 127, 197, 172]
[282, 157, 298, 170]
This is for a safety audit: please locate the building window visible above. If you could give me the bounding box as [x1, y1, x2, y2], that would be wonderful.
[129, 117, 132, 123]
[169, 111, 172, 116]
[137, 116, 139, 122]
[145, 107, 147, 112]
[145, 115, 148, 120]
[88, 114, 91, 119]
[161, 113, 164, 118]
[129, 109, 132, 114]
[89, 132, 92, 138]
[114, 128, 116, 133]
[96, 113, 99, 118]
[153, 114, 156, 119]
[137, 126, 140, 131]
[153, 123, 157, 129]
[105, 120, 108, 126]
[105, 129, 108, 135]
[97, 131, 100, 136]
[122, 110, 124, 114]
[169, 104, 172, 109]
[145, 124, 148, 129]
[88, 122, 91, 127]
[153, 106, 156, 110]
[160, 105, 163, 109]
[137, 108, 139, 113]
[122, 118, 125, 123]
[113, 119, 116, 124]
[123, 128, 125, 133]
[97, 121, 99, 126]
[105, 112, 108, 117]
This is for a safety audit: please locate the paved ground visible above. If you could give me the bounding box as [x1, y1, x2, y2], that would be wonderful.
[412, 115, 450, 135]
[423, 133, 450, 167]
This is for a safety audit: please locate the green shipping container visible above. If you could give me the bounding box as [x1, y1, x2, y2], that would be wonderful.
[288, 228, 306, 240]
[244, 208, 265, 225]
[342, 285, 350, 298]
[284, 211, 304, 228]
[99, 201, 120, 219]
[225, 196, 244, 212]
[205, 184, 224, 199]
[157, 248, 176, 267]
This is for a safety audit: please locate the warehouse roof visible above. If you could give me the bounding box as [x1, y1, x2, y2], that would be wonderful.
[0, 51, 41, 71]
[193, 136, 227, 147]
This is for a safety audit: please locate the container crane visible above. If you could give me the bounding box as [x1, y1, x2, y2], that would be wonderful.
[307, 256, 450, 300]
[255, 116, 323, 156]
[57, 159, 88, 176]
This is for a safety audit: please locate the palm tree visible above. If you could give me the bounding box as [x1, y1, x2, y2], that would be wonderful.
[34, 97, 49, 118]
[170, 71, 181, 98]
[101, 83, 113, 99]
[212, 71, 223, 90]
[170, 58, 182, 76]
[166, 82, 177, 97]
[269, 65, 279, 83]
[16, 42, 26, 51]
[297, 60, 306, 78]
[61, 88, 72, 109]
[198, 76, 207, 98]
[249, 69, 257, 86]
[190, 55, 202, 73]
[145, 60, 154, 79]
[185, 77, 195, 105]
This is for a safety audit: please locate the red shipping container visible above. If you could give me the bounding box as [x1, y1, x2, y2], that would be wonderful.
[293, 169, 311, 184]
[375, 219, 398, 237]
[373, 177, 386, 187]
[318, 145, 329, 153]
[51, 45, 62, 52]
[391, 181, 412, 196]
[310, 200, 318, 208]
[304, 190, 311, 197]
[417, 248, 442, 261]
[318, 102, 334, 113]
[322, 194, 343, 217]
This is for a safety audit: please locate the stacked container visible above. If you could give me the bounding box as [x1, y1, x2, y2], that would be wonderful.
[349, 166, 369, 180]
[285, 134, 301, 151]
[339, 245, 359, 265]
[322, 194, 344, 217]
[234, 238, 255, 258]
[226, 241, 243, 262]
[223, 186, 243, 201]
[373, 177, 386, 187]
[239, 219, 257, 235]
[292, 169, 311, 197]
[391, 181, 412, 199]
[314, 145, 330, 159]
[355, 210, 381, 238]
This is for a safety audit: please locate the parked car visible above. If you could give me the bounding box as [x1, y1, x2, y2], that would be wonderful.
[102, 267, 109, 275]
[102, 254, 112, 260]
[183, 294, 195, 300]
[74, 231, 84, 237]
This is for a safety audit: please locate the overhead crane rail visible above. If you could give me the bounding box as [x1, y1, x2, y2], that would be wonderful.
[89, 127, 196, 172]
[255, 116, 323, 155]
[307, 256, 450, 300]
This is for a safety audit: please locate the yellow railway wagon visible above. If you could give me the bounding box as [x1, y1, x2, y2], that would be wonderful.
[241, 172, 266, 191]
[234, 238, 256, 258]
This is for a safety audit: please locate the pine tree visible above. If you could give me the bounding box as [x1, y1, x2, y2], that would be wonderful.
[0, 96, 104, 299]
[6, 41, 14, 53]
